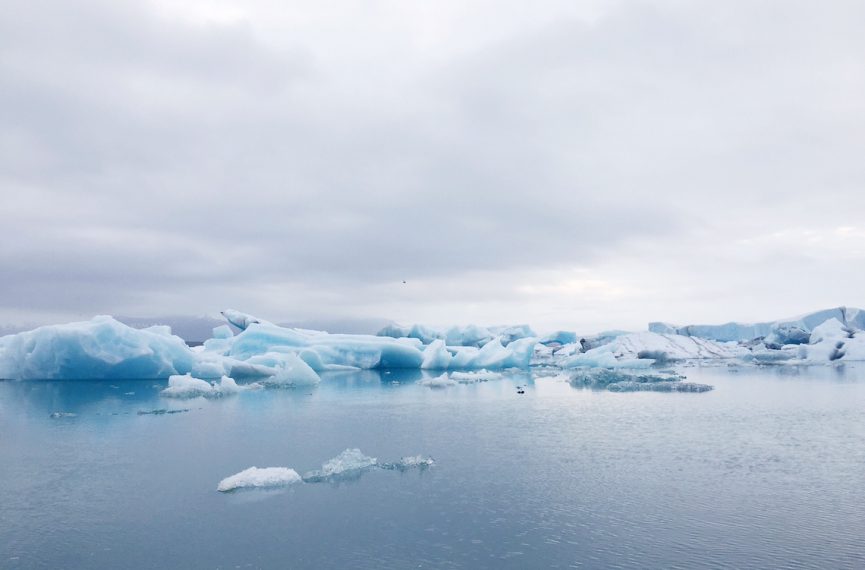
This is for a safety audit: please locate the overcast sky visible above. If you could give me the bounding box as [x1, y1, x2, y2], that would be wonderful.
[2, 0, 864, 334]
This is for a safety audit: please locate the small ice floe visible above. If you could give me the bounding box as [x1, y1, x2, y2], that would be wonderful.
[49, 411, 77, 418]
[449, 370, 502, 383]
[379, 455, 435, 471]
[568, 369, 713, 393]
[217, 467, 302, 492]
[302, 448, 378, 482]
[160, 374, 257, 398]
[137, 408, 190, 415]
[418, 374, 457, 388]
[606, 381, 713, 393]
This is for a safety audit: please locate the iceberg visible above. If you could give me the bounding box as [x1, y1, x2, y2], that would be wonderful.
[649, 306, 865, 343]
[561, 331, 747, 369]
[217, 467, 302, 492]
[0, 316, 195, 380]
[377, 322, 535, 347]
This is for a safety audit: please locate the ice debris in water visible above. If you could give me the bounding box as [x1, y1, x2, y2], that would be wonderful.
[49, 411, 77, 418]
[137, 408, 190, 415]
[160, 374, 258, 398]
[218, 449, 434, 491]
[217, 467, 302, 492]
[449, 370, 502, 383]
[567, 369, 713, 393]
[380, 455, 436, 471]
[418, 374, 457, 388]
[302, 448, 378, 482]
[607, 381, 713, 393]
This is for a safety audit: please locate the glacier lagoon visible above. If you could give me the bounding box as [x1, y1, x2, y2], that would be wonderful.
[2, 365, 865, 569]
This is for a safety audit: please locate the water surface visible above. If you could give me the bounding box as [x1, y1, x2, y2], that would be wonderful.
[2, 366, 864, 568]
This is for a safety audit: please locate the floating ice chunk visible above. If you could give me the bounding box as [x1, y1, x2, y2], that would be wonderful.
[0, 316, 195, 380]
[418, 373, 457, 388]
[568, 368, 684, 388]
[217, 467, 302, 492]
[606, 381, 713, 393]
[49, 411, 77, 418]
[161, 374, 251, 398]
[137, 408, 190, 415]
[380, 455, 435, 471]
[421, 340, 452, 369]
[449, 370, 502, 383]
[561, 331, 744, 368]
[245, 352, 321, 386]
[302, 449, 378, 482]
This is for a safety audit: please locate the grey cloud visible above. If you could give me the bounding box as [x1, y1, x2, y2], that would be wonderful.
[1, 0, 864, 330]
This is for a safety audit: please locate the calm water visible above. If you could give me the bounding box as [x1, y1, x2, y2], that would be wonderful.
[2, 366, 865, 569]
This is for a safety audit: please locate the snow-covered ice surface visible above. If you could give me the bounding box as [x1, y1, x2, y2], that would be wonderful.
[217, 467, 302, 492]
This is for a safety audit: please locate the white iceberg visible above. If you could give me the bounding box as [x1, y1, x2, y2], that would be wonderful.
[161, 374, 253, 398]
[217, 467, 302, 492]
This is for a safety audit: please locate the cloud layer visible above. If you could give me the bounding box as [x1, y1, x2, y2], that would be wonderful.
[2, 0, 864, 332]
